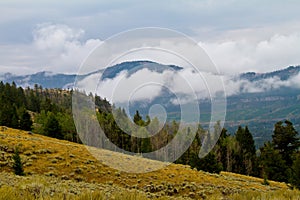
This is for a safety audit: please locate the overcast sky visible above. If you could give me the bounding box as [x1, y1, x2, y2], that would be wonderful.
[1, 0, 300, 75]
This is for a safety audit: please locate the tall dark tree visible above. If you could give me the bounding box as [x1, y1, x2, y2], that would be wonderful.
[27, 90, 40, 113]
[216, 128, 229, 171]
[19, 108, 33, 131]
[272, 120, 300, 166]
[290, 152, 300, 189]
[11, 108, 19, 129]
[40, 98, 53, 113]
[16, 87, 27, 108]
[236, 126, 256, 155]
[259, 142, 288, 182]
[44, 112, 63, 139]
[0, 100, 19, 128]
[235, 126, 256, 175]
[198, 152, 223, 174]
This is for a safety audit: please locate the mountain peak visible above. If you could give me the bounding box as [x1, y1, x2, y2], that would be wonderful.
[101, 60, 183, 80]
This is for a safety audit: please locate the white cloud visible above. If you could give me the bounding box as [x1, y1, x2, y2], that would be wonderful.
[33, 23, 84, 51]
[1, 22, 300, 79]
[97, 69, 174, 103]
[78, 67, 224, 104]
[0, 23, 101, 75]
[224, 73, 300, 96]
[200, 32, 300, 74]
[33, 23, 102, 74]
[77, 66, 300, 105]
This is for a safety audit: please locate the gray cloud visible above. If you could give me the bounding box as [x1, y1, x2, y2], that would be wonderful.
[1, 1, 300, 75]
[0, 23, 101, 75]
[200, 32, 300, 74]
[1, 1, 300, 41]
[1, 22, 300, 77]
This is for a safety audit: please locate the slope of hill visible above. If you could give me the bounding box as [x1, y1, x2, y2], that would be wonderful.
[0, 127, 299, 199]
[240, 66, 300, 81]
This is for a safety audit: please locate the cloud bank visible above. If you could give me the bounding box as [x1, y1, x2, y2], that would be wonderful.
[200, 32, 300, 74]
[0, 23, 101, 75]
[1, 23, 300, 76]
[77, 66, 300, 105]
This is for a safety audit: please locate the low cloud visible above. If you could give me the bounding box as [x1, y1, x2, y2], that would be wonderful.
[77, 65, 300, 105]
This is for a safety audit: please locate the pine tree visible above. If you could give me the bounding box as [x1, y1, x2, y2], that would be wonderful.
[27, 90, 40, 113]
[290, 152, 300, 189]
[11, 112, 19, 129]
[259, 142, 288, 182]
[133, 110, 144, 126]
[272, 120, 300, 166]
[44, 112, 63, 139]
[12, 148, 24, 176]
[19, 108, 33, 131]
[216, 128, 229, 171]
[198, 152, 223, 174]
[235, 126, 256, 175]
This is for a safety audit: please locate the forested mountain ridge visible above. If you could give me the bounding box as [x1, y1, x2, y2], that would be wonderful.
[240, 65, 300, 81]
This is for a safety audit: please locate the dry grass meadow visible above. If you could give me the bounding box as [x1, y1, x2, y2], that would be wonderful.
[0, 126, 299, 199]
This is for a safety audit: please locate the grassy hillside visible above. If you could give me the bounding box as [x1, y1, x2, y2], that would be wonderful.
[0, 127, 299, 199]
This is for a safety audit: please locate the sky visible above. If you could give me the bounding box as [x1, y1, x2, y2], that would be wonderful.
[1, 0, 300, 75]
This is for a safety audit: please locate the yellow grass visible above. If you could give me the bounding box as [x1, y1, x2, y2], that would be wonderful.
[0, 126, 299, 199]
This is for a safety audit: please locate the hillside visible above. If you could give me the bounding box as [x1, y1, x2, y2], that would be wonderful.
[0, 127, 299, 199]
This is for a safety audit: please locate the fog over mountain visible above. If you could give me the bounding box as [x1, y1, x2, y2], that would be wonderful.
[2, 61, 300, 102]
[1, 61, 300, 147]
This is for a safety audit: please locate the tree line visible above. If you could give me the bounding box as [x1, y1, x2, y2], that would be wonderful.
[93, 94, 300, 189]
[0, 82, 299, 188]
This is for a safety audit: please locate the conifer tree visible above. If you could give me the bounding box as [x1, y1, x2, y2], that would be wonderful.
[133, 110, 143, 126]
[259, 142, 288, 182]
[290, 152, 300, 189]
[19, 108, 33, 131]
[44, 112, 63, 139]
[272, 120, 300, 166]
[12, 148, 24, 176]
[235, 126, 256, 175]
[198, 152, 223, 174]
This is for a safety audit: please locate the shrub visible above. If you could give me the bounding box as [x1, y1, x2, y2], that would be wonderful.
[12, 147, 24, 176]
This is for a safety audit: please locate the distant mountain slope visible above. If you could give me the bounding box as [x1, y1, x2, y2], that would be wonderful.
[1, 62, 299, 90]
[0, 61, 183, 88]
[0, 71, 78, 89]
[240, 65, 300, 81]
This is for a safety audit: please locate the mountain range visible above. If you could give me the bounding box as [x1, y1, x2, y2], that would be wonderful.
[1, 61, 300, 147]
[0, 61, 182, 89]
